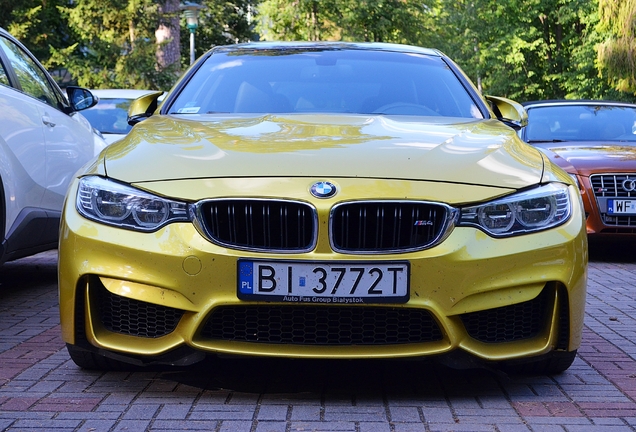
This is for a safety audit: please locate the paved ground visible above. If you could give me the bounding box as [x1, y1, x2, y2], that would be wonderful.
[1, 238, 636, 431]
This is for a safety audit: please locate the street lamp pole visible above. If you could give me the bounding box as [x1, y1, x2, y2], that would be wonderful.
[180, 1, 205, 65]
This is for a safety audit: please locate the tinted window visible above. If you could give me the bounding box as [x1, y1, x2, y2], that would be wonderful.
[170, 49, 483, 118]
[0, 35, 59, 107]
[0, 58, 8, 86]
[526, 105, 636, 142]
[82, 98, 134, 134]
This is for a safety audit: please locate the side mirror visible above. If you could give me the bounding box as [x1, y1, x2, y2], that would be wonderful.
[484, 95, 528, 131]
[66, 86, 98, 112]
[128, 91, 164, 126]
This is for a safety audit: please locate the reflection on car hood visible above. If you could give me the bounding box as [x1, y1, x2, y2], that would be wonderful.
[102, 133, 127, 145]
[103, 114, 543, 188]
[532, 141, 636, 173]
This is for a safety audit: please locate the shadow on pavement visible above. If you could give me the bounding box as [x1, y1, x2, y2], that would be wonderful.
[0, 251, 57, 292]
[157, 356, 504, 395]
[588, 236, 636, 263]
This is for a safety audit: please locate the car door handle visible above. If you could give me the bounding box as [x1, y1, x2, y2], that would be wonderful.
[42, 116, 56, 127]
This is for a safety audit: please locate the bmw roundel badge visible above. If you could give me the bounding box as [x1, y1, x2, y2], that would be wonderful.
[310, 181, 337, 199]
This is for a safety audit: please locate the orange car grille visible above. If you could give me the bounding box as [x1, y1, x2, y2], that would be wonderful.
[591, 174, 636, 227]
[196, 200, 451, 252]
[591, 174, 636, 198]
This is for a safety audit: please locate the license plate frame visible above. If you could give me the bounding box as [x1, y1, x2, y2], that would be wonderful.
[607, 199, 636, 215]
[237, 259, 410, 304]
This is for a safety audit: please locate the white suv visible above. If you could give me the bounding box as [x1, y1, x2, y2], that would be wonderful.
[0, 28, 105, 263]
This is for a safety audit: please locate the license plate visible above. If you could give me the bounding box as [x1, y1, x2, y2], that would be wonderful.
[238, 260, 409, 304]
[607, 199, 636, 215]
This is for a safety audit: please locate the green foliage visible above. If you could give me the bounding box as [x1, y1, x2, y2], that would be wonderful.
[1, 0, 634, 101]
[45, 0, 179, 90]
[1, 0, 257, 91]
[432, 0, 627, 102]
[0, 0, 74, 63]
[597, 0, 636, 93]
[256, 0, 338, 41]
[256, 0, 432, 45]
[181, 0, 259, 67]
[334, 0, 430, 44]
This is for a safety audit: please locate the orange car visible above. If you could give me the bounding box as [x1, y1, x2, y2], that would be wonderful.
[522, 100, 636, 236]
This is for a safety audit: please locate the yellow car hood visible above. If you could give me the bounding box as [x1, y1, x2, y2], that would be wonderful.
[102, 114, 543, 188]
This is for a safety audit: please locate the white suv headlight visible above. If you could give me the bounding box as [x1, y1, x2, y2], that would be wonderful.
[76, 176, 190, 231]
[458, 183, 572, 237]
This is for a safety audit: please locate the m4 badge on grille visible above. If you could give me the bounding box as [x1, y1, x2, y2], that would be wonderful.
[414, 220, 434, 226]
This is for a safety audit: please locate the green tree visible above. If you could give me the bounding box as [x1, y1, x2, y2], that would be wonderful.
[334, 0, 430, 44]
[256, 0, 337, 41]
[182, 0, 260, 66]
[256, 0, 432, 45]
[0, 0, 74, 64]
[47, 0, 179, 90]
[597, 0, 636, 93]
[434, 0, 630, 102]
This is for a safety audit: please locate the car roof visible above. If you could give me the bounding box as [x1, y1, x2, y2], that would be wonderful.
[89, 89, 160, 100]
[209, 41, 443, 57]
[523, 99, 636, 109]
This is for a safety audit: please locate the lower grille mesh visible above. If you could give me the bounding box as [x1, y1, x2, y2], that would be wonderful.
[95, 281, 184, 338]
[460, 288, 550, 343]
[200, 306, 443, 345]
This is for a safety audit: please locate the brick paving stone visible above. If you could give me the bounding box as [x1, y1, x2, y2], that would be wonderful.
[150, 419, 221, 430]
[155, 403, 192, 420]
[289, 421, 356, 431]
[290, 404, 321, 420]
[421, 406, 455, 423]
[256, 404, 289, 420]
[393, 424, 435, 432]
[427, 423, 495, 431]
[112, 419, 152, 431]
[0, 397, 40, 411]
[387, 406, 421, 422]
[218, 420, 254, 431]
[358, 422, 393, 432]
[254, 421, 288, 432]
[324, 406, 387, 422]
[121, 403, 162, 419]
[77, 419, 119, 431]
[188, 406, 254, 421]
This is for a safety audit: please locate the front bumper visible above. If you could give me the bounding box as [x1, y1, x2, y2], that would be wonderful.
[59, 177, 588, 365]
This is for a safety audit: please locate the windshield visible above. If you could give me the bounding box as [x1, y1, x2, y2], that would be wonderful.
[169, 49, 483, 118]
[525, 105, 636, 142]
[82, 98, 134, 135]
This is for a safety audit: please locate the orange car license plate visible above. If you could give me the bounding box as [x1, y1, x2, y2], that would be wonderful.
[608, 199, 636, 215]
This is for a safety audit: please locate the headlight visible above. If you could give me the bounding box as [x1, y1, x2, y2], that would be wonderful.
[568, 173, 581, 189]
[76, 176, 190, 231]
[458, 183, 572, 237]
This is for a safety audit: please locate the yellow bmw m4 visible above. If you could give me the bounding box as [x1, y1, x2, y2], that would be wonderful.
[58, 42, 587, 374]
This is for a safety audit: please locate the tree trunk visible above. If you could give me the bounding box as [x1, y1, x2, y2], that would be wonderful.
[156, 0, 181, 71]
